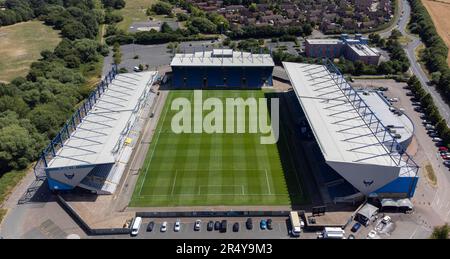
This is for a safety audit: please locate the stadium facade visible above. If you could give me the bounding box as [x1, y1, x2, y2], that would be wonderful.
[283, 60, 419, 200]
[170, 49, 274, 88]
[34, 68, 159, 194]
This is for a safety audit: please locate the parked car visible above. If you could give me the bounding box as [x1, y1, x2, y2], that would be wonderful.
[425, 124, 436, 130]
[443, 161, 450, 166]
[146, 221, 155, 232]
[220, 220, 227, 233]
[414, 107, 424, 112]
[389, 97, 399, 102]
[246, 218, 253, 230]
[174, 219, 181, 232]
[351, 222, 362, 233]
[194, 220, 201, 231]
[433, 137, 443, 142]
[160, 221, 167, 232]
[439, 147, 449, 152]
[214, 221, 221, 231]
[260, 219, 267, 230]
[207, 221, 214, 231]
[233, 222, 239, 232]
[267, 219, 273, 230]
[430, 132, 439, 138]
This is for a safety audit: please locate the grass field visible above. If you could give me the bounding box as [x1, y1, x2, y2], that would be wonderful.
[422, 0, 450, 66]
[130, 90, 307, 207]
[0, 21, 61, 83]
[118, 0, 156, 31]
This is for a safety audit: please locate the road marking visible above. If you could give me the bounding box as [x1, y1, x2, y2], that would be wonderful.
[265, 169, 272, 195]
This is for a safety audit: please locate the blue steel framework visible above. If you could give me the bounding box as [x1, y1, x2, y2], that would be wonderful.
[310, 59, 419, 197]
[33, 65, 119, 180]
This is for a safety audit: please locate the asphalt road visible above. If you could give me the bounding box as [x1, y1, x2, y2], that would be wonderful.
[391, 0, 450, 124]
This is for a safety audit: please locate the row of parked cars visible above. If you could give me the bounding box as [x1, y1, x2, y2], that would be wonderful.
[414, 102, 449, 166]
[132, 218, 275, 236]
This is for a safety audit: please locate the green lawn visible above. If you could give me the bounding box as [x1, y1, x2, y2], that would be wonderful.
[0, 21, 61, 83]
[130, 90, 306, 207]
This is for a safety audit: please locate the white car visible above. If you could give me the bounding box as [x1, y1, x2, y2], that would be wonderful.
[367, 230, 378, 239]
[160, 221, 167, 232]
[433, 137, 443, 142]
[174, 219, 181, 232]
[194, 220, 201, 231]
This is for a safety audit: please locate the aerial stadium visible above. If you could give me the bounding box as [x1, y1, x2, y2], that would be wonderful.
[32, 49, 419, 209]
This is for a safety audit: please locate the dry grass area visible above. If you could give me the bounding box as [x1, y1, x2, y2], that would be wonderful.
[422, 0, 450, 66]
[424, 163, 437, 187]
[0, 21, 61, 83]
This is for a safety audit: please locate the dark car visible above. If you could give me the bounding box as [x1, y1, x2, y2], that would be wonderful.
[220, 220, 227, 233]
[260, 219, 267, 230]
[233, 222, 239, 232]
[246, 218, 253, 230]
[146, 221, 155, 232]
[351, 222, 362, 233]
[214, 221, 221, 231]
[267, 219, 273, 230]
[207, 221, 214, 231]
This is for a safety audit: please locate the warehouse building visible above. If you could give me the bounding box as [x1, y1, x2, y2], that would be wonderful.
[170, 49, 274, 88]
[283, 61, 419, 201]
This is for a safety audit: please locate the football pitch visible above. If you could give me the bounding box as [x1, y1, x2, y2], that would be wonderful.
[130, 90, 307, 207]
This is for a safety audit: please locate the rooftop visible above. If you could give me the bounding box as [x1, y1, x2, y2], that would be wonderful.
[358, 91, 414, 144]
[347, 44, 380, 57]
[283, 62, 398, 167]
[306, 39, 343, 45]
[170, 49, 275, 67]
[47, 71, 158, 170]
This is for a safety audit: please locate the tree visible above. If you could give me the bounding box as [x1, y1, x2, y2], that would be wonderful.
[61, 20, 88, 40]
[431, 224, 449, 239]
[151, 2, 172, 15]
[188, 17, 217, 34]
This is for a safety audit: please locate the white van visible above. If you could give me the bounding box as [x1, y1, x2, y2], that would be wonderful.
[131, 217, 142, 236]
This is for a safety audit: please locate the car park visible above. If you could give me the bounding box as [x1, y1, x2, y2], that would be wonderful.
[246, 218, 253, 230]
[233, 222, 239, 232]
[194, 220, 201, 231]
[146, 221, 155, 232]
[260, 219, 267, 230]
[207, 221, 214, 231]
[351, 222, 361, 233]
[174, 219, 181, 232]
[214, 221, 221, 231]
[161, 221, 167, 232]
[267, 219, 273, 230]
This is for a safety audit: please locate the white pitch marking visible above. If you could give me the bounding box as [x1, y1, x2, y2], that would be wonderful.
[171, 170, 178, 196]
[265, 169, 272, 195]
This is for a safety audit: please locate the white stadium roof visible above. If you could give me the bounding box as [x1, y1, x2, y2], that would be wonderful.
[47, 71, 158, 169]
[283, 62, 398, 167]
[170, 49, 274, 67]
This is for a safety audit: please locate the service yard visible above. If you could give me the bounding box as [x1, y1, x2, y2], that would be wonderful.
[130, 90, 307, 207]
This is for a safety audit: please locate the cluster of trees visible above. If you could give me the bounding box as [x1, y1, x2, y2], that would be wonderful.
[407, 76, 450, 145]
[150, 1, 173, 15]
[0, 0, 37, 26]
[409, 0, 450, 104]
[227, 24, 313, 40]
[102, 0, 125, 9]
[0, 1, 109, 174]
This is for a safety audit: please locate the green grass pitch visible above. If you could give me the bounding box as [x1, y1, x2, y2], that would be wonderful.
[130, 90, 307, 207]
